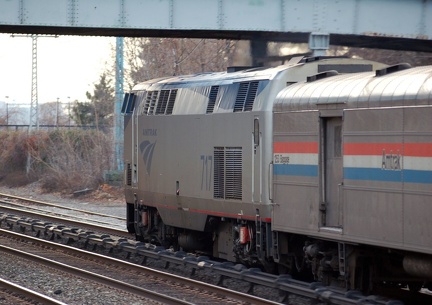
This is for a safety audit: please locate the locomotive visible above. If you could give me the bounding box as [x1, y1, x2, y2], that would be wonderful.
[121, 56, 432, 292]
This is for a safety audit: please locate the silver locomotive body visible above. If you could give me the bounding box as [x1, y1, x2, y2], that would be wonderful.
[122, 58, 432, 291]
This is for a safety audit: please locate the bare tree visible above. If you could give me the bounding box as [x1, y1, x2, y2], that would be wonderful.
[2, 104, 29, 125]
[328, 46, 432, 66]
[39, 101, 70, 126]
[0, 103, 21, 125]
[124, 38, 237, 86]
[26, 129, 112, 192]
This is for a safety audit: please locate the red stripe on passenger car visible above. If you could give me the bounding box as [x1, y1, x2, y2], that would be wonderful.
[404, 143, 432, 157]
[273, 142, 318, 153]
[344, 143, 402, 155]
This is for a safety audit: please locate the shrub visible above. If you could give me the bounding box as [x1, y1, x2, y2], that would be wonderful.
[0, 131, 28, 173]
[0, 129, 114, 193]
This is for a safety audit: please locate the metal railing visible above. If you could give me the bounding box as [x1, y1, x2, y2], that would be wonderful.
[0, 124, 98, 131]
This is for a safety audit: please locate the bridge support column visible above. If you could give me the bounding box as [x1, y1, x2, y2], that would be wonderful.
[309, 33, 330, 57]
[251, 39, 268, 67]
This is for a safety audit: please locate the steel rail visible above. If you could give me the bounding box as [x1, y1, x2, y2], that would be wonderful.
[0, 278, 68, 305]
[0, 213, 404, 305]
[0, 200, 121, 228]
[0, 204, 130, 238]
[0, 228, 282, 305]
[0, 192, 125, 220]
[0, 244, 198, 305]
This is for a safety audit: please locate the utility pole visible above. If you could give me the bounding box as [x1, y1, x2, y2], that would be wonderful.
[114, 36, 124, 172]
[29, 34, 39, 132]
[5, 96, 9, 126]
[56, 97, 59, 127]
[115, 0, 126, 173]
[12, 34, 57, 174]
[12, 34, 42, 131]
[27, 34, 39, 174]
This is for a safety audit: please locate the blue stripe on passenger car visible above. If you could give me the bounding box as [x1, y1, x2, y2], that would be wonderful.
[274, 164, 318, 177]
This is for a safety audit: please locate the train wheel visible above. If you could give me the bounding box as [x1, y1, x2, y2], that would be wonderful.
[277, 263, 290, 275]
[408, 282, 423, 292]
[354, 257, 372, 294]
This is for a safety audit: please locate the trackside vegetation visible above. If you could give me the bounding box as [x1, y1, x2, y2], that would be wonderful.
[0, 129, 113, 193]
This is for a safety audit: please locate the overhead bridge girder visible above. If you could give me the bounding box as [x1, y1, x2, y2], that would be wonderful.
[0, 0, 432, 52]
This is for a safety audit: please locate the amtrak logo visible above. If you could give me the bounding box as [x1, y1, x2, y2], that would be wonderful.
[140, 140, 157, 174]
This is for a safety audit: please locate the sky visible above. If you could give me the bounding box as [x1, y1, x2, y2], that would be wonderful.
[0, 34, 114, 105]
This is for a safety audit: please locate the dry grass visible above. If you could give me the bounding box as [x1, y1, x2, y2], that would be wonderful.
[0, 129, 114, 193]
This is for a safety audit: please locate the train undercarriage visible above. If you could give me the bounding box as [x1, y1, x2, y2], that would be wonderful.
[126, 202, 432, 294]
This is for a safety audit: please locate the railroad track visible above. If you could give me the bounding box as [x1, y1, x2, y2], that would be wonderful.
[0, 192, 125, 221]
[0, 278, 67, 305]
[0, 228, 278, 305]
[0, 193, 130, 238]
[0, 192, 125, 223]
[0, 192, 413, 305]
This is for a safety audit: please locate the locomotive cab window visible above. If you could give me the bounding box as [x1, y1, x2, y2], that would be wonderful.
[121, 93, 129, 114]
[121, 93, 136, 114]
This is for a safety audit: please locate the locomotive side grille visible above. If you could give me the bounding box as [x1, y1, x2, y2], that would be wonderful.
[214, 147, 242, 200]
[126, 163, 132, 186]
[206, 86, 219, 114]
[244, 81, 258, 111]
[148, 91, 159, 115]
[234, 81, 259, 112]
[143, 91, 152, 114]
[156, 90, 170, 114]
[234, 82, 249, 112]
[214, 147, 225, 199]
[225, 147, 242, 200]
[166, 89, 177, 114]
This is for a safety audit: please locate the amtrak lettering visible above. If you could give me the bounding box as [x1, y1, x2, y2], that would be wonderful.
[381, 150, 402, 171]
[143, 128, 157, 136]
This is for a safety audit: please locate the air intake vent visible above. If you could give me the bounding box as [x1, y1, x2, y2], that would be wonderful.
[214, 147, 225, 199]
[225, 148, 242, 200]
[148, 91, 158, 115]
[234, 81, 259, 112]
[126, 163, 132, 186]
[156, 90, 169, 114]
[214, 147, 242, 200]
[244, 81, 258, 111]
[143, 91, 153, 114]
[206, 86, 219, 114]
[141, 89, 177, 115]
[166, 89, 177, 114]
